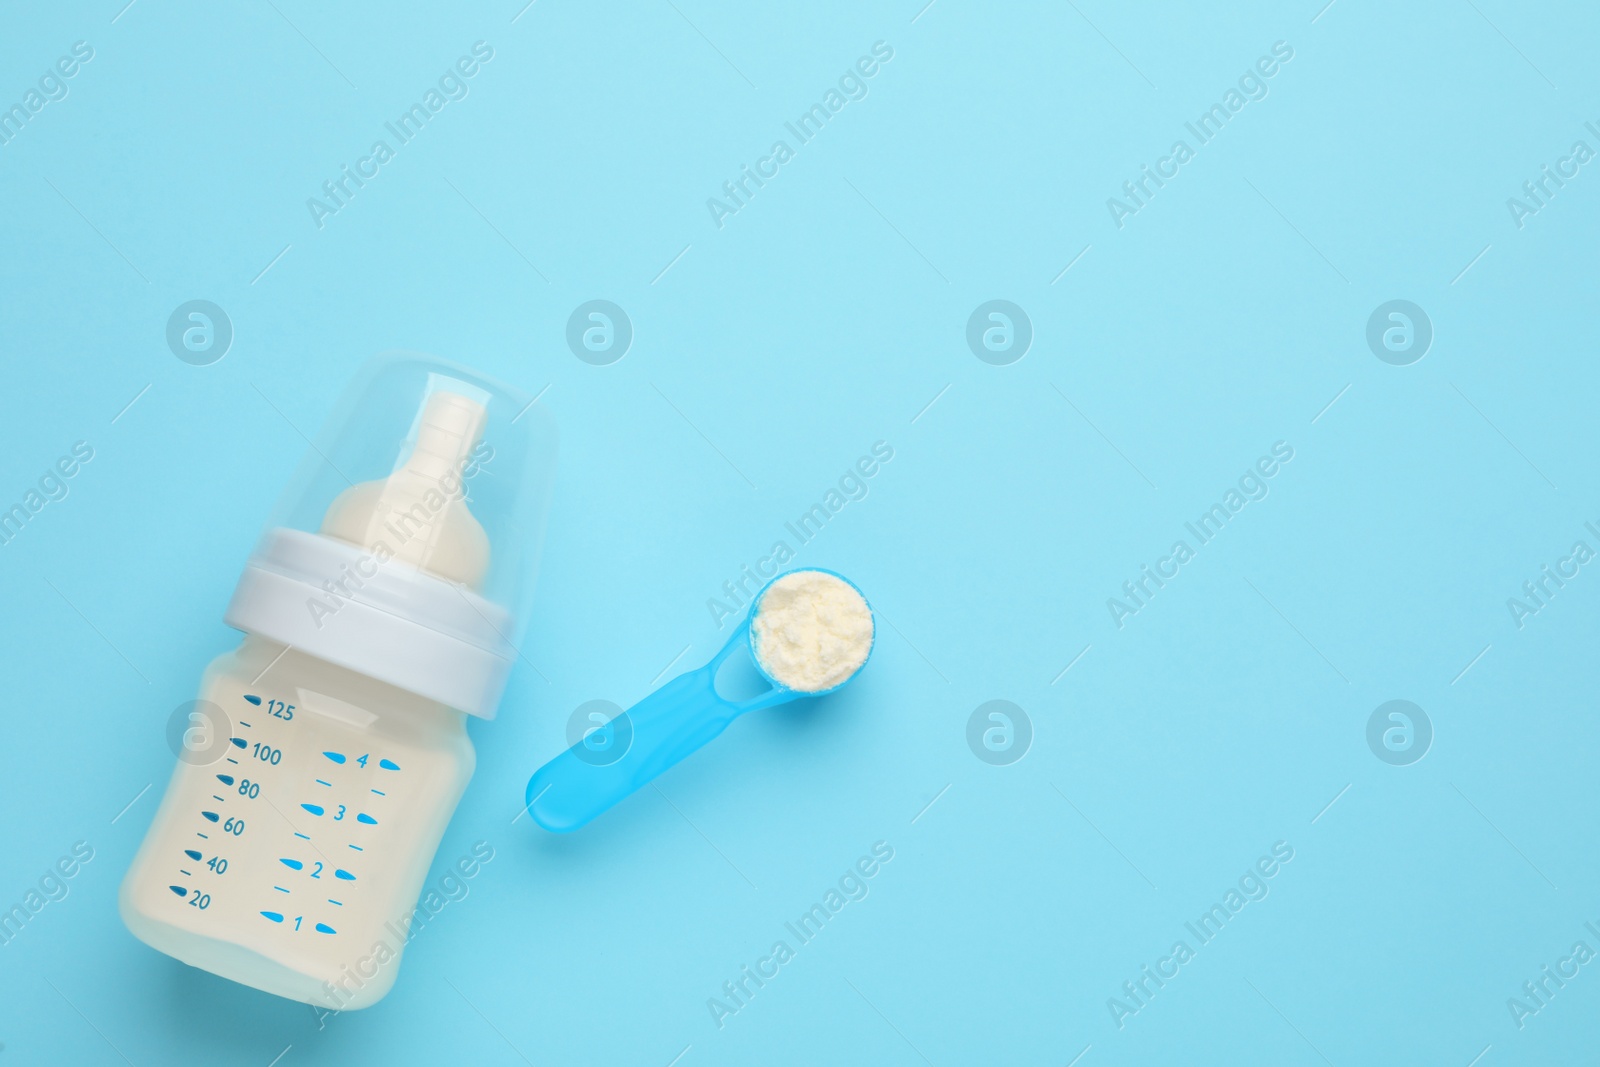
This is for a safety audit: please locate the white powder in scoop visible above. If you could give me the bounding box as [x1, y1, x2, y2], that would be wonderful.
[751, 571, 874, 692]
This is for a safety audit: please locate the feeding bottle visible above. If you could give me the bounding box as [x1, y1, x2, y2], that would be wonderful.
[120, 355, 556, 1009]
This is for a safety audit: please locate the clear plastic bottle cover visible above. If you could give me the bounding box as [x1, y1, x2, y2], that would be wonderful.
[224, 353, 557, 717]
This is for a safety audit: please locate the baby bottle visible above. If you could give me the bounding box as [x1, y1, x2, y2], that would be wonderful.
[119, 355, 556, 1010]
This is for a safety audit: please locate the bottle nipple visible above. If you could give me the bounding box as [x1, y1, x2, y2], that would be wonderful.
[319, 391, 491, 587]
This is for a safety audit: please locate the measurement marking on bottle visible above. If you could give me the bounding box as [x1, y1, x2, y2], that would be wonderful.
[201, 811, 219, 823]
[348, 844, 362, 851]
[301, 804, 325, 816]
[274, 886, 290, 893]
[240, 721, 252, 728]
[230, 738, 246, 749]
[226, 758, 239, 765]
[244, 694, 262, 706]
[334, 869, 355, 881]
[281, 859, 304, 870]
[323, 752, 346, 764]
[216, 774, 234, 785]
[315, 923, 336, 934]
[327, 899, 343, 906]
[169, 886, 187, 897]
[179, 869, 192, 876]
[261, 911, 284, 922]
[211, 795, 225, 802]
[380, 759, 400, 771]
[294, 832, 310, 841]
[356, 813, 377, 824]
[184, 849, 202, 860]
[315, 779, 332, 787]
[196, 832, 209, 839]
[371, 789, 386, 796]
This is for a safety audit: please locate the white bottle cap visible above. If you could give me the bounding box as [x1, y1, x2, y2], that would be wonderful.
[224, 355, 557, 718]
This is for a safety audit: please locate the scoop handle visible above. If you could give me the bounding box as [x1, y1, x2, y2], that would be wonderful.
[525, 625, 793, 833]
[524, 670, 733, 832]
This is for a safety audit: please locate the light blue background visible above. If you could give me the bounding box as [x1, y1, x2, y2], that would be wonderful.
[2, 1, 1597, 1064]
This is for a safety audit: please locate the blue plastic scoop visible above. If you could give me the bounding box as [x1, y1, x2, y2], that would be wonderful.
[524, 569, 873, 832]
